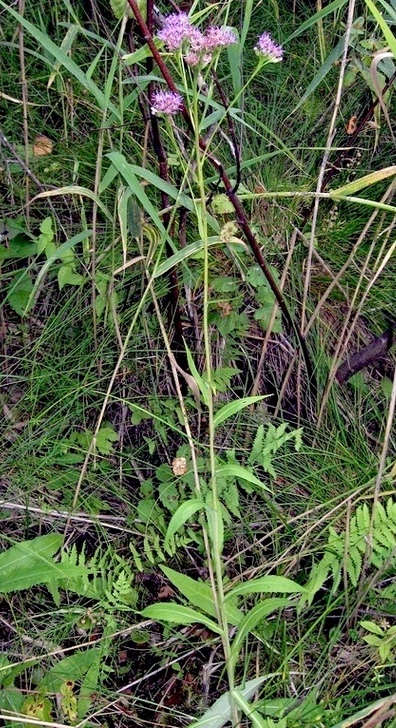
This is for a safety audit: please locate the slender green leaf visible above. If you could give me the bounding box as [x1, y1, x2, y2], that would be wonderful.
[31, 186, 112, 221]
[232, 689, 267, 727]
[230, 598, 291, 668]
[141, 603, 224, 635]
[163, 500, 206, 553]
[364, 0, 396, 58]
[154, 237, 226, 278]
[106, 152, 169, 245]
[292, 38, 345, 112]
[0, 1, 120, 119]
[213, 396, 266, 429]
[331, 166, 396, 196]
[226, 575, 306, 600]
[286, 0, 349, 42]
[216, 464, 271, 493]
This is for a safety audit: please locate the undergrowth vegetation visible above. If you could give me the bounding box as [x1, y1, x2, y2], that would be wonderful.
[1, 0, 396, 725]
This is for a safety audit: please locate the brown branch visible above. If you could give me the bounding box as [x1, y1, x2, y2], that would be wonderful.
[335, 328, 393, 384]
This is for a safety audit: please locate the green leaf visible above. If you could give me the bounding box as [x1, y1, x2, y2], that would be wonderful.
[95, 426, 118, 455]
[331, 166, 396, 197]
[154, 237, 227, 278]
[360, 620, 384, 636]
[286, 0, 348, 42]
[211, 194, 235, 215]
[230, 598, 291, 669]
[364, 0, 396, 58]
[0, 534, 62, 593]
[226, 575, 306, 600]
[164, 500, 206, 553]
[22, 229, 93, 315]
[58, 264, 85, 290]
[40, 648, 101, 692]
[188, 676, 267, 728]
[0, 534, 94, 594]
[7, 271, 33, 316]
[141, 603, 224, 635]
[213, 396, 266, 429]
[160, 565, 243, 627]
[292, 38, 345, 112]
[0, 2, 120, 119]
[216, 464, 271, 493]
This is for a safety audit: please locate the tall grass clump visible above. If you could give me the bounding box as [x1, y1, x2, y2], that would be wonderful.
[0, 0, 396, 725]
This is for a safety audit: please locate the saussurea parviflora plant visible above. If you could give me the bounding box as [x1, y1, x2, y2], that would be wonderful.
[126, 0, 313, 380]
[124, 2, 309, 723]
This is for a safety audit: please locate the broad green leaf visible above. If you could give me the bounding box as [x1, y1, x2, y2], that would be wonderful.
[40, 649, 101, 692]
[188, 676, 267, 728]
[7, 271, 33, 317]
[141, 603, 224, 635]
[58, 265, 85, 290]
[226, 575, 306, 600]
[160, 565, 243, 627]
[360, 620, 384, 636]
[216, 464, 271, 493]
[23, 230, 92, 315]
[213, 396, 266, 429]
[0, 1, 120, 119]
[331, 166, 396, 197]
[164, 500, 206, 553]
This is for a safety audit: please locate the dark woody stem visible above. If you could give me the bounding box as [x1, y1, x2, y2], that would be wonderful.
[125, 0, 315, 391]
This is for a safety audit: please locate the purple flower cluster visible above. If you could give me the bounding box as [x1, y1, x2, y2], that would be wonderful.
[157, 12, 237, 67]
[151, 90, 183, 116]
[254, 32, 283, 63]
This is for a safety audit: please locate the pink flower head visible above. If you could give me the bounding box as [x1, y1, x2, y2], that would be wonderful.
[204, 26, 237, 51]
[254, 32, 283, 62]
[185, 50, 213, 67]
[151, 91, 183, 116]
[157, 12, 194, 51]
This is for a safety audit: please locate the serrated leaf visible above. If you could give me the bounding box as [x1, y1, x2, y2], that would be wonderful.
[0, 534, 62, 593]
[141, 603, 224, 635]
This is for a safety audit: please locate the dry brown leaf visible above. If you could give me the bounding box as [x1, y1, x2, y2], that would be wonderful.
[345, 115, 358, 134]
[33, 134, 53, 157]
[172, 457, 187, 476]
